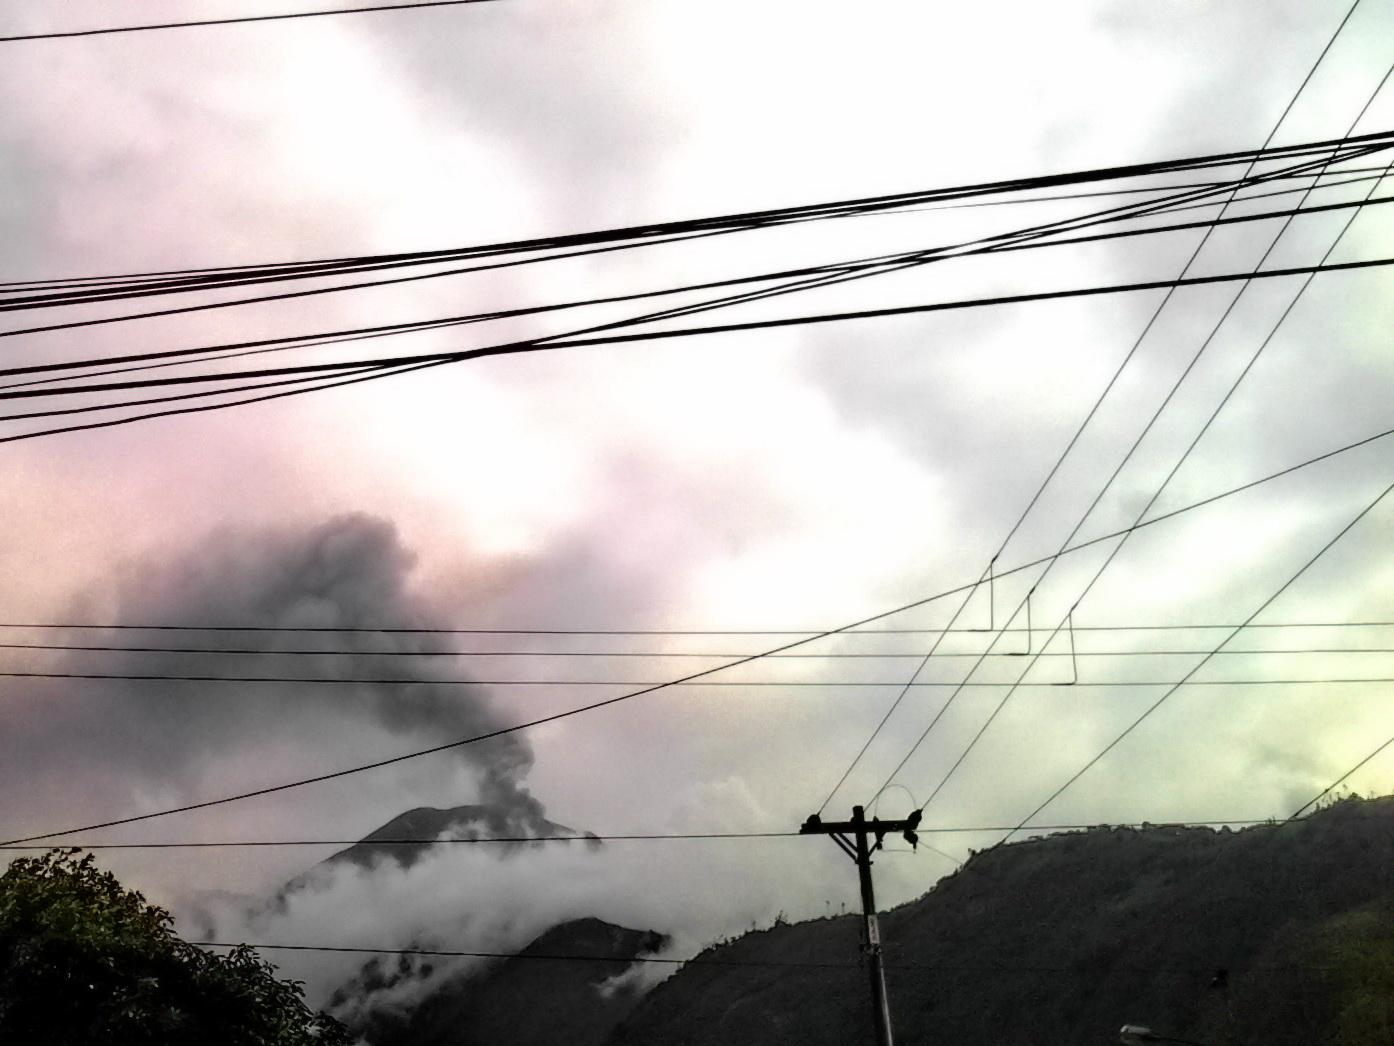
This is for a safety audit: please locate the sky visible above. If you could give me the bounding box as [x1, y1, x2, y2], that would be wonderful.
[2, 0, 1393, 1017]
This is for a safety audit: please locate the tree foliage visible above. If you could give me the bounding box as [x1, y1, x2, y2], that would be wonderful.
[1319, 902, 1394, 1046]
[0, 849, 350, 1045]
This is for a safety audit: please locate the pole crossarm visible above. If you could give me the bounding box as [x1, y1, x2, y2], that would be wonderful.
[800, 808, 923, 855]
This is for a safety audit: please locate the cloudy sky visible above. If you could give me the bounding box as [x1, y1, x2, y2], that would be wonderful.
[2, 0, 1392, 1011]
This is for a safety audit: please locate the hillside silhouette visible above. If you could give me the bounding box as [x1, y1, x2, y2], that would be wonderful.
[298, 803, 652, 1045]
[337, 916, 667, 1046]
[608, 796, 1394, 1045]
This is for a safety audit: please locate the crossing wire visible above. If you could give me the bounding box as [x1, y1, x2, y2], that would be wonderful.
[875, 64, 1394, 812]
[3, 417, 1391, 847]
[12, 150, 1373, 444]
[2, 620, 1394, 638]
[3, 131, 1376, 302]
[0, 814, 1373, 851]
[5, 149, 1387, 445]
[8, 254, 1394, 406]
[1289, 733, 1394, 819]
[813, 0, 1370, 815]
[4, 673, 1393, 688]
[5, 138, 1371, 396]
[9, 642, 1394, 659]
[1005, 474, 1394, 842]
[0, 1, 499, 44]
[186, 942, 1346, 975]
[7, 173, 1381, 401]
[2, 251, 1389, 450]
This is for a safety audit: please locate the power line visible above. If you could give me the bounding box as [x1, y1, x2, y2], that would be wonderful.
[3, 172, 1372, 441]
[0, 415, 1386, 677]
[190, 942, 1337, 975]
[9, 642, 1394, 659]
[2, 137, 1381, 352]
[0, 412, 1382, 853]
[5, 160, 1380, 302]
[0, 815, 1359, 851]
[1, 620, 1393, 638]
[7, 150, 1384, 447]
[1289, 732, 1394, 819]
[5, 673, 1394, 688]
[0, 929, 1343, 973]
[6, 161, 1378, 324]
[4, 162, 1381, 316]
[8, 164, 1319, 440]
[815, 20, 1372, 816]
[1, 831, 798, 851]
[880, 69, 1394, 812]
[10, 185, 1385, 399]
[4, 131, 1373, 295]
[10, 254, 1394, 407]
[1005, 474, 1394, 841]
[200, 941, 861, 970]
[0, 357, 443, 447]
[950, 119, 1394, 822]
[10, 178, 1382, 392]
[1122, 168, 1388, 220]
[0, 556, 1365, 852]
[0, 1, 499, 44]
[0, 366, 393, 425]
[5, 139, 1365, 413]
[5, 374, 1389, 846]
[896, 164, 1392, 217]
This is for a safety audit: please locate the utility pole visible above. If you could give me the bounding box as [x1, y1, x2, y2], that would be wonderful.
[801, 805, 921, 1046]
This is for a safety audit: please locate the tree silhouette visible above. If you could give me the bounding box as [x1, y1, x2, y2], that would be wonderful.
[0, 849, 349, 1045]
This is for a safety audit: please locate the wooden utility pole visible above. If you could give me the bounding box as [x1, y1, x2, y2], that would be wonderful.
[801, 805, 921, 1046]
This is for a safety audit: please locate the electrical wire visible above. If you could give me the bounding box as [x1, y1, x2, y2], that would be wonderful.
[1289, 732, 1394, 819]
[9, 254, 1393, 408]
[0, 929, 1347, 973]
[8, 643, 1394, 659]
[4, 131, 1374, 298]
[0, 812, 1377, 851]
[2, 138, 1382, 358]
[8, 164, 1375, 406]
[187, 942, 1338, 974]
[890, 163, 1391, 217]
[0, 366, 396, 424]
[6, 139, 1366, 395]
[4, 674, 1393, 688]
[9, 411, 1389, 847]
[2, 620, 1393, 638]
[203, 941, 866, 970]
[1005, 474, 1394, 841]
[0, 358, 441, 447]
[0, 831, 799, 851]
[7, 145, 1382, 450]
[875, 67, 1394, 812]
[8, 163, 1320, 437]
[5, 159, 1381, 302]
[0, 414, 1387, 684]
[813, 17, 1371, 815]
[0, 1, 499, 44]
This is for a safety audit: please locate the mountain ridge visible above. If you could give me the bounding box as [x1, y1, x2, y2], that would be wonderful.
[607, 797, 1394, 1045]
[321, 803, 590, 873]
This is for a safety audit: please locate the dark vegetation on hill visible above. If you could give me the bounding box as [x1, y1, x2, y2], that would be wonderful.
[607, 797, 1394, 1045]
[335, 917, 667, 1046]
[306, 804, 646, 1046]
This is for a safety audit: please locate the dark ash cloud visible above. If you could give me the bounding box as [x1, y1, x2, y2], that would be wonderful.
[0, 513, 543, 840]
